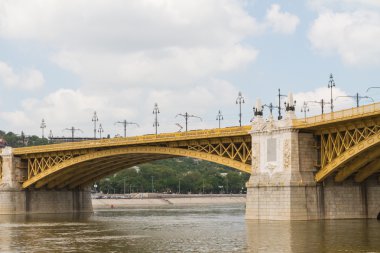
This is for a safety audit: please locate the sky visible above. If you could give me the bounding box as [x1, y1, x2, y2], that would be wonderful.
[0, 0, 380, 138]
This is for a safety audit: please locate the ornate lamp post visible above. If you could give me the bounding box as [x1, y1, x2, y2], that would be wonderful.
[216, 110, 223, 128]
[328, 74, 336, 112]
[92, 111, 98, 139]
[236, 91, 245, 126]
[40, 119, 46, 138]
[153, 103, 160, 135]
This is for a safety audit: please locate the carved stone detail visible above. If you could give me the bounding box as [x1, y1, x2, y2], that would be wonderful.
[251, 142, 260, 172]
[283, 139, 291, 169]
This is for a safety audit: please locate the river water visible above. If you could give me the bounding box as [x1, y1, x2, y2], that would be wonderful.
[0, 204, 379, 252]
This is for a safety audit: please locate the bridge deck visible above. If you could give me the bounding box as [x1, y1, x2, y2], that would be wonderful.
[293, 102, 380, 130]
[13, 125, 251, 155]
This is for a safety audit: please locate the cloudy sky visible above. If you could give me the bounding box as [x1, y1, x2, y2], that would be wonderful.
[0, 0, 380, 138]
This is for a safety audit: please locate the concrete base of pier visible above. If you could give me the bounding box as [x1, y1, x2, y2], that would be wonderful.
[246, 116, 380, 220]
[0, 188, 93, 215]
[246, 177, 380, 220]
[0, 147, 92, 215]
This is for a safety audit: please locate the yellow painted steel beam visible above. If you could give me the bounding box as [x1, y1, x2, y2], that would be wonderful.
[68, 156, 168, 189]
[14, 126, 251, 155]
[77, 162, 143, 189]
[77, 156, 174, 189]
[354, 159, 380, 183]
[22, 146, 251, 189]
[293, 102, 380, 129]
[315, 132, 380, 182]
[35, 157, 114, 188]
[45, 156, 132, 189]
[54, 160, 130, 189]
[335, 148, 380, 182]
[58, 154, 166, 189]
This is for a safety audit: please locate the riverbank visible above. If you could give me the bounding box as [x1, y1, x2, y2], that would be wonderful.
[92, 194, 246, 209]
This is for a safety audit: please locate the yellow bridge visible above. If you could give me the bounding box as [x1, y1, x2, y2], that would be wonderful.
[12, 126, 252, 190]
[4, 102, 380, 191]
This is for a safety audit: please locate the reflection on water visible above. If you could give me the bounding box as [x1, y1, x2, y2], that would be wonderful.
[246, 219, 380, 252]
[0, 204, 379, 252]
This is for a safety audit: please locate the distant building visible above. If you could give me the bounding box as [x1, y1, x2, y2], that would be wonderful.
[49, 137, 96, 144]
[0, 138, 7, 148]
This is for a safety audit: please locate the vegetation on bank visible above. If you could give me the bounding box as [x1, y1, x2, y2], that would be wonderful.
[0, 130, 48, 147]
[0, 130, 249, 194]
[96, 158, 249, 194]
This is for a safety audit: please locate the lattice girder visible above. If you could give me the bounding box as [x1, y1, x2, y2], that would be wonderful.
[315, 118, 380, 182]
[21, 144, 252, 189]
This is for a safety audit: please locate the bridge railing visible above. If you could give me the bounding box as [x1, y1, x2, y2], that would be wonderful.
[293, 102, 380, 128]
[13, 125, 252, 155]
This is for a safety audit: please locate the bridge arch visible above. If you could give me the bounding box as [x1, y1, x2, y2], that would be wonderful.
[23, 146, 251, 189]
[315, 131, 380, 182]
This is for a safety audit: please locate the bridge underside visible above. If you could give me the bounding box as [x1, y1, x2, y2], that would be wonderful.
[21, 146, 252, 190]
[32, 153, 174, 190]
[310, 117, 380, 183]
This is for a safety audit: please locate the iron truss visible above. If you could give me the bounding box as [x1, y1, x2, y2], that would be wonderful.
[292, 102, 380, 183]
[187, 138, 251, 165]
[314, 118, 380, 182]
[12, 126, 252, 189]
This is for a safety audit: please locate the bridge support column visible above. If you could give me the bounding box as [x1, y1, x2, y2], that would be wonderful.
[246, 116, 320, 220]
[0, 147, 93, 214]
[245, 116, 380, 220]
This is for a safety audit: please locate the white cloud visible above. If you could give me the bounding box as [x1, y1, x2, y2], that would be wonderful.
[265, 4, 300, 34]
[0, 61, 44, 90]
[294, 86, 356, 116]
[309, 0, 380, 11]
[0, 0, 260, 88]
[0, 78, 242, 136]
[309, 8, 380, 66]
[51, 45, 258, 89]
[0, 1, 302, 136]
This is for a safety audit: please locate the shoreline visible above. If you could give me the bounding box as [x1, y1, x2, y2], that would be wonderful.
[92, 194, 246, 209]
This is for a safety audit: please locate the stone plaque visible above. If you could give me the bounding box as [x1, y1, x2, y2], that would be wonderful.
[267, 138, 277, 162]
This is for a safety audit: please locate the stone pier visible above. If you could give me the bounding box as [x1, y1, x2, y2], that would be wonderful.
[0, 147, 93, 215]
[245, 108, 380, 220]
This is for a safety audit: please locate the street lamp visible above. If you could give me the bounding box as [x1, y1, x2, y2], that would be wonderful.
[92, 111, 98, 139]
[153, 103, 160, 135]
[301, 102, 310, 120]
[277, 89, 287, 120]
[328, 73, 336, 112]
[40, 119, 46, 138]
[216, 110, 223, 128]
[98, 124, 104, 138]
[236, 91, 245, 126]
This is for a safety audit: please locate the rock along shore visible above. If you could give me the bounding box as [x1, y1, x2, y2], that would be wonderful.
[92, 193, 246, 209]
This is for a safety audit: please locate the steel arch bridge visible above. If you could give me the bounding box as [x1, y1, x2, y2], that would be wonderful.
[293, 102, 380, 184]
[12, 126, 252, 190]
[4, 102, 380, 191]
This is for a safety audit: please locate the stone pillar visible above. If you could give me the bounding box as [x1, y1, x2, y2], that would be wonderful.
[246, 113, 320, 220]
[245, 106, 380, 220]
[0, 147, 24, 190]
[0, 147, 93, 214]
[0, 147, 26, 213]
